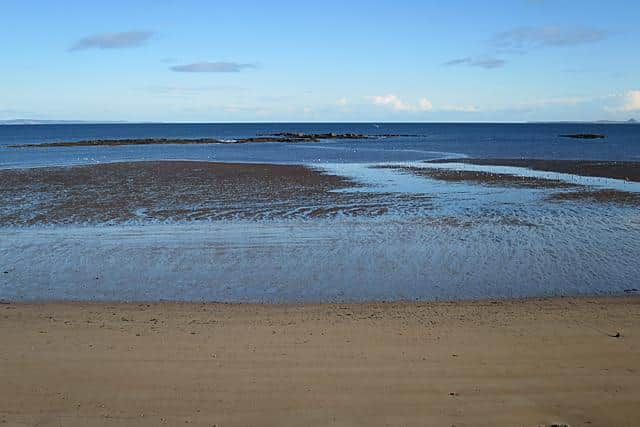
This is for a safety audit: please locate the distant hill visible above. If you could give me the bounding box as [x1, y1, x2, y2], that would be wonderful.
[595, 119, 638, 124]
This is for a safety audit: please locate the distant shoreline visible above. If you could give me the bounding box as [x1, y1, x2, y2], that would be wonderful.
[1, 120, 638, 125]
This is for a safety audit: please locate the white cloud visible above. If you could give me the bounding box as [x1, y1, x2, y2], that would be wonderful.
[621, 90, 640, 112]
[336, 97, 348, 107]
[367, 94, 412, 111]
[366, 95, 479, 113]
[419, 98, 434, 111]
[491, 26, 608, 53]
[599, 91, 640, 113]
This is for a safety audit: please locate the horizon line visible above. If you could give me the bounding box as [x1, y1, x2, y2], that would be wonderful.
[1, 119, 638, 125]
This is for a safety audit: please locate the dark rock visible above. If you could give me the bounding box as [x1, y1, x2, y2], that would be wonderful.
[559, 134, 605, 139]
[13, 132, 377, 148]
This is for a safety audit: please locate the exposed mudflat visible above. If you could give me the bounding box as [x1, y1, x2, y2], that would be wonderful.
[4, 159, 640, 227]
[383, 165, 579, 189]
[548, 189, 640, 205]
[0, 161, 420, 225]
[427, 158, 640, 182]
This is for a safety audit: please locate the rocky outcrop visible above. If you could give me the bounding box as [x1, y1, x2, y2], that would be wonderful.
[11, 132, 386, 148]
[559, 134, 606, 139]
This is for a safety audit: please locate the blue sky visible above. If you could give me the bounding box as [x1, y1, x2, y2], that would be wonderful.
[1, 0, 639, 122]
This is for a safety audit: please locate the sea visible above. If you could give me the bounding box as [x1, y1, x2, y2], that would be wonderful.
[1, 123, 640, 302]
[1, 123, 640, 168]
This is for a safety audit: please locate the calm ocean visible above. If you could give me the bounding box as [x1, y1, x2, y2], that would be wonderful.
[1, 123, 639, 169]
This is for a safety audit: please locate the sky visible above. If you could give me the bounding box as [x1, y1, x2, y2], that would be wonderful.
[1, 0, 639, 122]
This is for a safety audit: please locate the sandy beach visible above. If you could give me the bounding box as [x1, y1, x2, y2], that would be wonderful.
[1, 297, 639, 426]
[2, 158, 640, 425]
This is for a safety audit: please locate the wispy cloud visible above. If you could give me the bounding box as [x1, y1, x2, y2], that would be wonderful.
[545, 96, 598, 106]
[444, 58, 472, 66]
[336, 97, 348, 107]
[0, 108, 36, 118]
[441, 105, 479, 113]
[70, 31, 153, 51]
[444, 56, 506, 69]
[144, 85, 247, 96]
[491, 26, 608, 52]
[170, 62, 257, 73]
[502, 94, 617, 114]
[448, 25, 607, 71]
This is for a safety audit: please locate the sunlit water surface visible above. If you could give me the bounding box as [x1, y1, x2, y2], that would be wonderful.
[1, 123, 639, 302]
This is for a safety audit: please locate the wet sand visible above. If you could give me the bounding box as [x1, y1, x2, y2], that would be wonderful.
[386, 165, 579, 189]
[428, 158, 640, 182]
[549, 189, 640, 205]
[389, 165, 640, 205]
[4, 159, 640, 227]
[0, 161, 404, 225]
[419, 159, 640, 205]
[1, 298, 639, 426]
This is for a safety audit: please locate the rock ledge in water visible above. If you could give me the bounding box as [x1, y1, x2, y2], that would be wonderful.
[559, 134, 605, 139]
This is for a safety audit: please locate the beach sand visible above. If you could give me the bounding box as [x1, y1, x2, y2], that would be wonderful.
[1, 297, 639, 426]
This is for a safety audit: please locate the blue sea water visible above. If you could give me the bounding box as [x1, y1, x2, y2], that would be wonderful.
[1, 123, 640, 168]
[1, 123, 640, 302]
